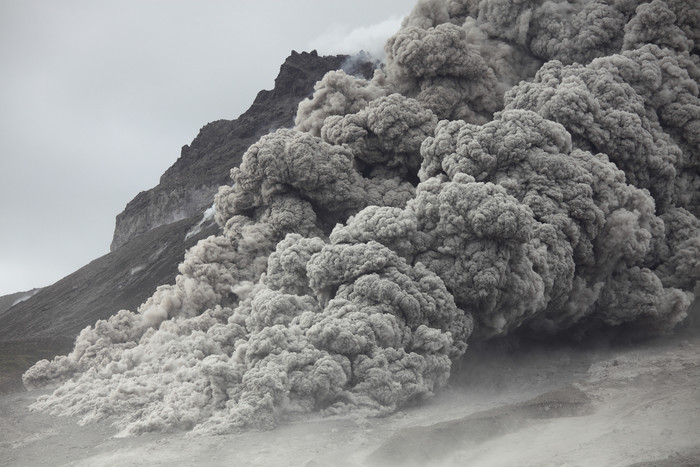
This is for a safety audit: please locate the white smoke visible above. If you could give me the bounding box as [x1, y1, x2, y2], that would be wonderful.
[185, 202, 217, 241]
[309, 16, 405, 60]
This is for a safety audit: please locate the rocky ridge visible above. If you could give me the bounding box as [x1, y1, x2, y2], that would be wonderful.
[110, 51, 361, 251]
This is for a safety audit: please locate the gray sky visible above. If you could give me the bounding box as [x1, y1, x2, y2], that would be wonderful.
[0, 0, 416, 296]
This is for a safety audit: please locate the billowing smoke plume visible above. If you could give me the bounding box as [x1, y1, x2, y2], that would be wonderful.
[24, 0, 699, 435]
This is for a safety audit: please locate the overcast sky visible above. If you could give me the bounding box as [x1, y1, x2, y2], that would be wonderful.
[0, 0, 416, 296]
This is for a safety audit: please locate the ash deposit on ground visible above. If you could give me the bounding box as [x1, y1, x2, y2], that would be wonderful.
[20, 0, 700, 445]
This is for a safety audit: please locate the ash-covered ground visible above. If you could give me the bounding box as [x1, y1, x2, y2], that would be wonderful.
[3, 314, 699, 466]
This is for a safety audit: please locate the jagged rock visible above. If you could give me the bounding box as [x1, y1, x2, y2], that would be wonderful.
[111, 51, 375, 251]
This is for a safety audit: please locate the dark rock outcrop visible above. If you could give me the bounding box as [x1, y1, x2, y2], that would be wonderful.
[111, 51, 359, 251]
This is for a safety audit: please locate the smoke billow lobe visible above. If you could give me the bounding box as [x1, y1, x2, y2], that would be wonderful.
[23, 0, 700, 435]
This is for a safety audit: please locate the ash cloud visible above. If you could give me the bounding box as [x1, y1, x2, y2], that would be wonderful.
[23, 0, 700, 435]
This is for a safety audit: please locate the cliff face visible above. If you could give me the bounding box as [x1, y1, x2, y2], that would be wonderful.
[111, 51, 353, 251]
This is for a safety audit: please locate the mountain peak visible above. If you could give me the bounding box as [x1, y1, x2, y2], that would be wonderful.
[110, 51, 378, 252]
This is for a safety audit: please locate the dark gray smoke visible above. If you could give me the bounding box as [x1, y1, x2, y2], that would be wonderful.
[23, 0, 699, 436]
